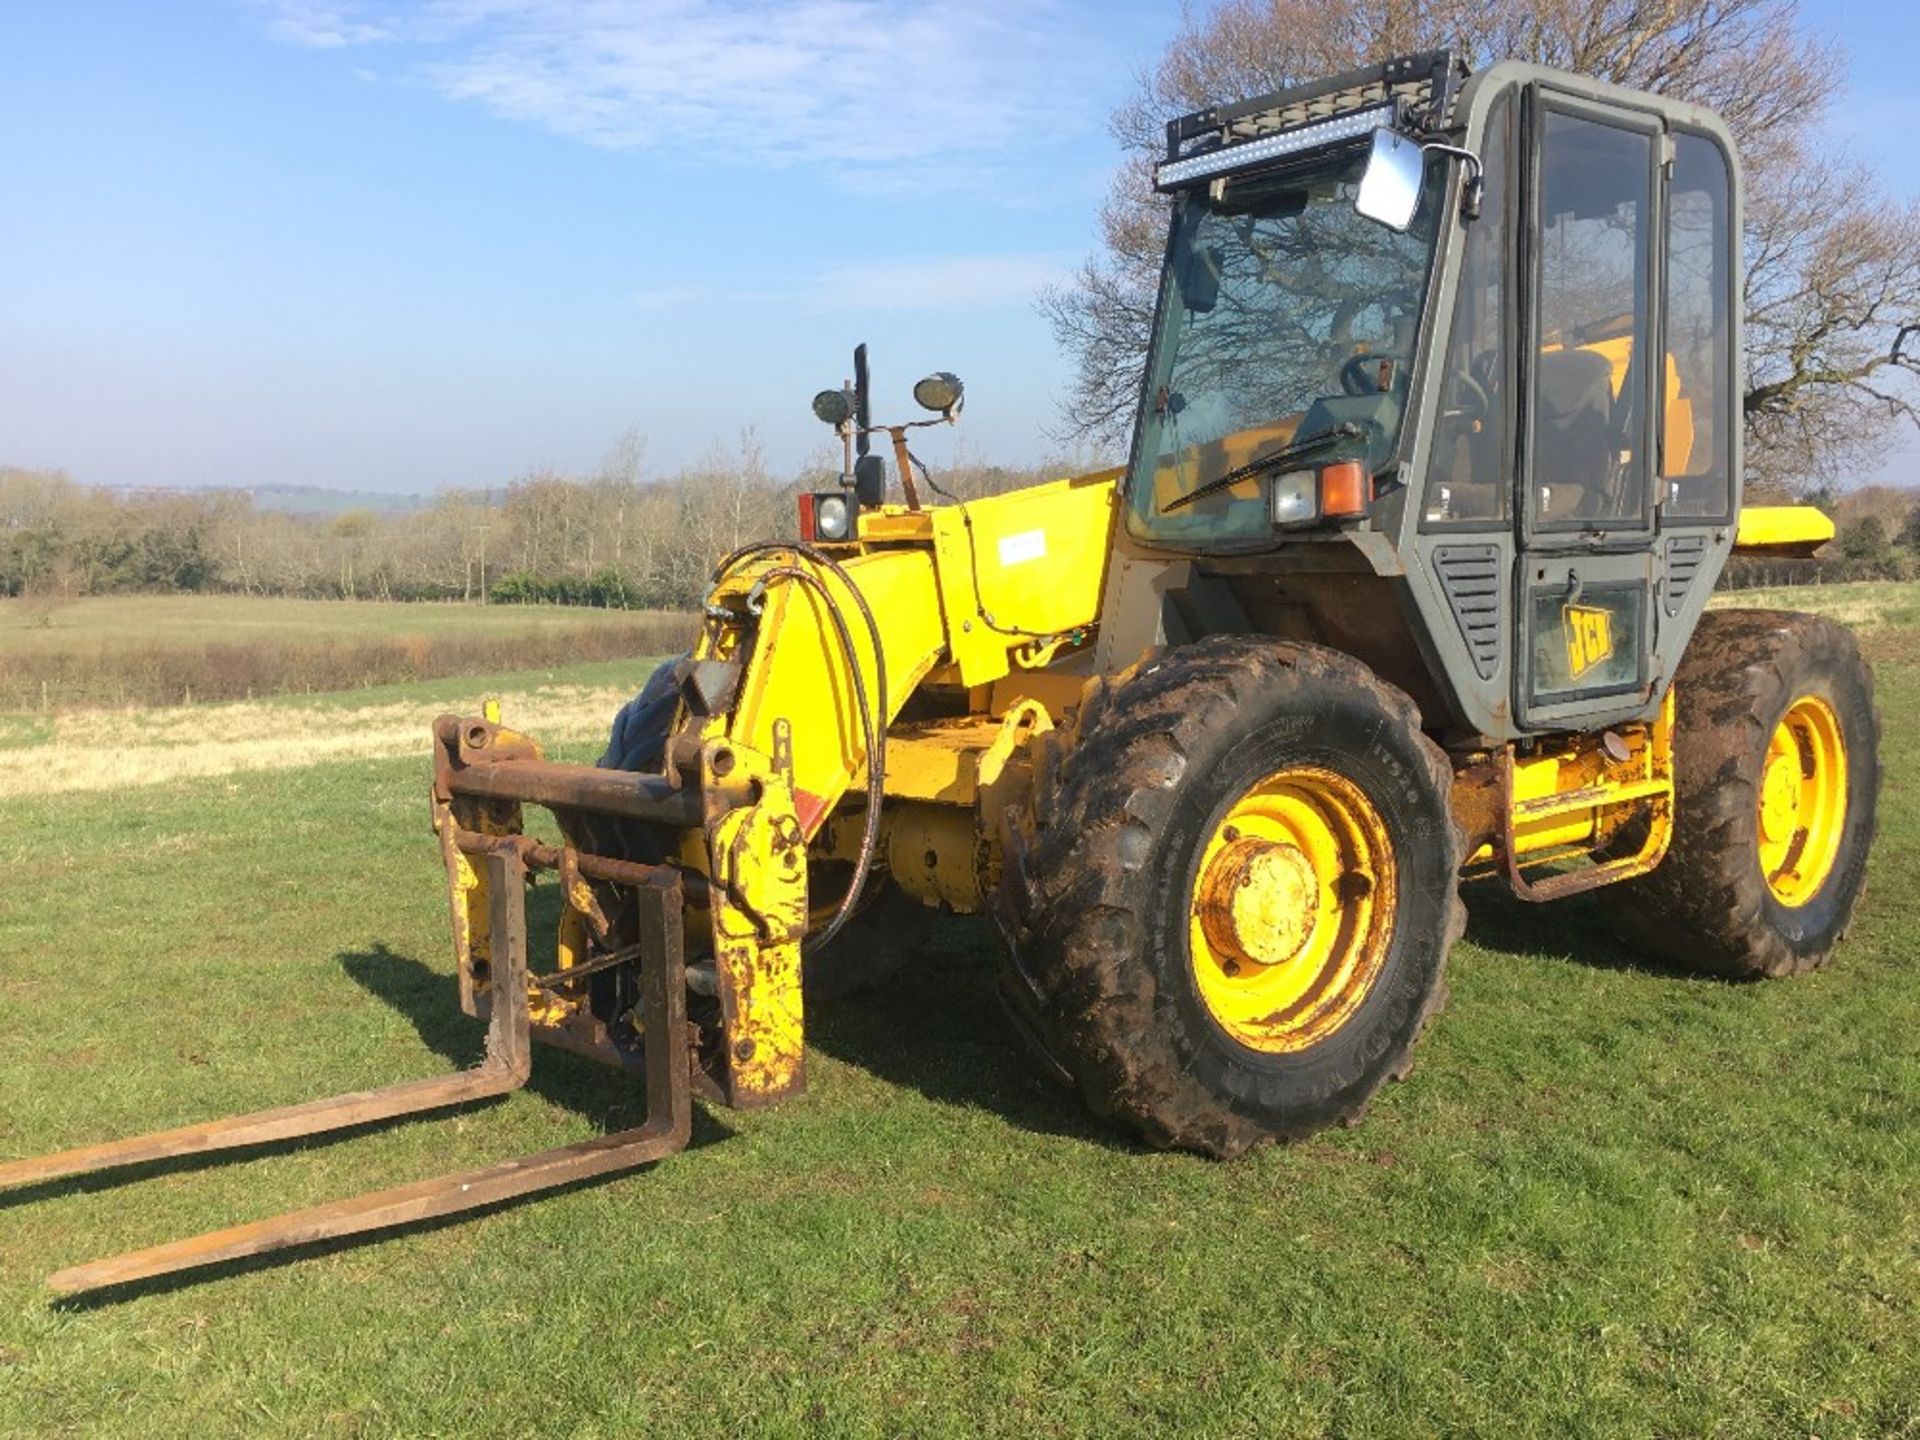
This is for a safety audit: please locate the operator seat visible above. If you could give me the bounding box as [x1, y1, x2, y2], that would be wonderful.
[1533, 347, 1616, 521]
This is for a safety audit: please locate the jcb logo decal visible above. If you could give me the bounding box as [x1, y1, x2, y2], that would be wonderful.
[1563, 603, 1615, 680]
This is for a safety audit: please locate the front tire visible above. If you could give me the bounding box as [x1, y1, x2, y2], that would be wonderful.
[1613, 609, 1879, 978]
[996, 637, 1464, 1158]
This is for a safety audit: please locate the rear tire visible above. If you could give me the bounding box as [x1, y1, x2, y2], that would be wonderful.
[996, 636, 1463, 1158]
[1612, 608, 1879, 978]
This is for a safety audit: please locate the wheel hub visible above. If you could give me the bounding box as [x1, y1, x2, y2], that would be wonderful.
[1759, 749, 1801, 845]
[1757, 695, 1848, 907]
[1187, 765, 1397, 1054]
[1198, 839, 1319, 969]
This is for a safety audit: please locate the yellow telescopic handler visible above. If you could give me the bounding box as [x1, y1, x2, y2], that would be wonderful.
[4, 51, 1877, 1295]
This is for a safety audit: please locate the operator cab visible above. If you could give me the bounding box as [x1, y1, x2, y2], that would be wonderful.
[1115, 51, 1740, 745]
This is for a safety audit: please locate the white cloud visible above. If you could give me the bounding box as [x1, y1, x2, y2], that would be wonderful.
[807, 254, 1070, 311]
[626, 253, 1066, 313]
[247, 0, 1107, 189]
[250, 0, 397, 48]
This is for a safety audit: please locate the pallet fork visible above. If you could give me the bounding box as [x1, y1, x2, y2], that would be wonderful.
[1, 715, 726, 1297]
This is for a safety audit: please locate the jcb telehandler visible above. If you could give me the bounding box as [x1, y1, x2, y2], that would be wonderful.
[6, 51, 1878, 1295]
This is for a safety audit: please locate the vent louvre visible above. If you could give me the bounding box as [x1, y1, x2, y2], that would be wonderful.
[1435, 544, 1503, 681]
[1664, 534, 1708, 616]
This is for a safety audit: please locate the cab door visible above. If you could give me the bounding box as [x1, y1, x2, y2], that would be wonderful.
[1514, 89, 1664, 729]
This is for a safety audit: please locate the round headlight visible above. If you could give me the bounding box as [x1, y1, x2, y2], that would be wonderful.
[912, 371, 964, 415]
[812, 388, 852, 426]
[815, 493, 852, 541]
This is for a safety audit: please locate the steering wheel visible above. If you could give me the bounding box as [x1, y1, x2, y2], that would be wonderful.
[1339, 351, 1409, 397]
[1443, 372, 1492, 421]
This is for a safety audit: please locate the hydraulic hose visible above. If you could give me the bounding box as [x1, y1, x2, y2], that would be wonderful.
[709, 540, 888, 953]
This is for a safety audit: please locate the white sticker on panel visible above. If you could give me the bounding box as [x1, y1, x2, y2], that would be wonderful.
[997, 528, 1048, 567]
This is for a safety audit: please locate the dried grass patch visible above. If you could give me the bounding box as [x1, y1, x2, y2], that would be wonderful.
[0, 683, 632, 797]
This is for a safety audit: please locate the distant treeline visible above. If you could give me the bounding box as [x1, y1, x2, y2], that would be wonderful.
[0, 435, 1086, 607]
[5, 445, 1914, 605]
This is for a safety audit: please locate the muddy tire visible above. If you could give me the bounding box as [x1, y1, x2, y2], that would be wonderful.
[600, 656, 684, 774]
[582, 656, 688, 866]
[1612, 609, 1879, 978]
[995, 636, 1464, 1158]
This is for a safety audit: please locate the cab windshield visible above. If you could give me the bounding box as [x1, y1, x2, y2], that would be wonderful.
[1126, 144, 1446, 547]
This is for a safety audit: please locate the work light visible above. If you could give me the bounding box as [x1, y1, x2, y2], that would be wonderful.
[799, 491, 854, 543]
[812, 388, 852, 426]
[1155, 103, 1396, 191]
[1270, 471, 1318, 525]
[913, 372, 965, 416]
[816, 493, 851, 540]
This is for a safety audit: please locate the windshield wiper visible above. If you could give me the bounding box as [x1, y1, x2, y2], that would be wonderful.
[1160, 423, 1363, 513]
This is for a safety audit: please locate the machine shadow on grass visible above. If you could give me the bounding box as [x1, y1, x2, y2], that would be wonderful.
[322, 876, 1719, 1209]
[803, 916, 1141, 1154]
[334, 868, 1132, 1154]
[1457, 881, 1720, 981]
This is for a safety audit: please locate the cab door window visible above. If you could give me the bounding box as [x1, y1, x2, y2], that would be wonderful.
[1426, 93, 1512, 525]
[1531, 109, 1656, 530]
[1663, 130, 1735, 518]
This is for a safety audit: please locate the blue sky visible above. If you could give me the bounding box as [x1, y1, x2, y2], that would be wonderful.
[2, 1, 1917, 495]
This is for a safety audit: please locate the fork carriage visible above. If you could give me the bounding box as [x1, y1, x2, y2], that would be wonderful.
[430, 709, 813, 1113]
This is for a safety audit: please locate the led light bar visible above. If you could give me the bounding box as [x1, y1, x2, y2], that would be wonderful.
[1155, 102, 1396, 192]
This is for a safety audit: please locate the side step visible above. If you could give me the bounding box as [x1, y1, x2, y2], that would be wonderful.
[6, 855, 691, 1297]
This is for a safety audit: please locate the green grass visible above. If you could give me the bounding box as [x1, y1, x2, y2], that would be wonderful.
[244, 655, 650, 715]
[1712, 578, 1920, 629]
[0, 644, 1916, 1436]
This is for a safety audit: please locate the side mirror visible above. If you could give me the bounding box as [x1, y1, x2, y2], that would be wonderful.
[1355, 128, 1425, 232]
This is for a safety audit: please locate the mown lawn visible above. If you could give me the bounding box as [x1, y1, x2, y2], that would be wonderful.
[0, 623, 1915, 1437]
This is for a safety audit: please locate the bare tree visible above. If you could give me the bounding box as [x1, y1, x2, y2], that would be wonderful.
[1743, 163, 1920, 490]
[1041, 0, 1920, 489]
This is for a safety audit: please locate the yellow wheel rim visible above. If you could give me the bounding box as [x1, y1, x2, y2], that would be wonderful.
[1757, 695, 1848, 907]
[1188, 766, 1396, 1054]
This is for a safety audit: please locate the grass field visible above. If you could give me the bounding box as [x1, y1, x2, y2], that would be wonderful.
[0, 595, 692, 711]
[1710, 578, 1920, 649]
[0, 596, 1916, 1437]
